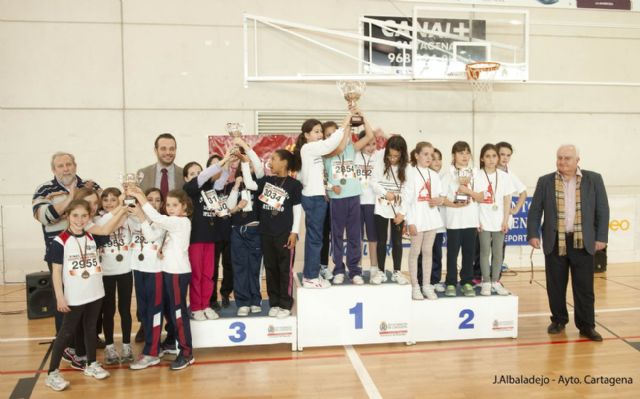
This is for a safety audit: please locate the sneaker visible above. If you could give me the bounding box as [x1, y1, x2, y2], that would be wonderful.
[492, 282, 510, 296]
[204, 307, 219, 320]
[104, 344, 120, 365]
[62, 347, 76, 363]
[70, 355, 87, 370]
[480, 282, 492, 296]
[45, 370, 69, 391]
[319, 266, 333, 281]
[121, 343, 134, 363]
[422, 284, 438, 300]
[84, 362, 110, 380]
[130, 354, 160, 370]
[221, 296, 230, 308]
[276, 308, 291, 319]
[351, 275, 365, 285]
[472, 278, 482, 287]
[159, 341, 179, 357]
[237, 306, 250, 316]
[412, 286, 424, 300]
[462, 283, 476, 297]
[250, 305, 262, 314]
[333, 273, 345, 285]
[96, 336, 106, 349]
[445, 285, 457, 297]
[391, 271, 409, 285]
[211, 301, 222, 311]
[434, 283, 446, 293]
[135, 326, 145, 343]
[170, 354, 195, 371]
[370, 270, 386, 285]
[303, 277, 331, 289]
[268, 306, 281, 317]
[191, 310, 206, 321]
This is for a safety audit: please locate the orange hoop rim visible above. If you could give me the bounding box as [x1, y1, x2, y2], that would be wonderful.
[465, 62, 501, 81]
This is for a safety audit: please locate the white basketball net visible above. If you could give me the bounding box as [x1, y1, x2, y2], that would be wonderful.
[466, 62, 501, 97]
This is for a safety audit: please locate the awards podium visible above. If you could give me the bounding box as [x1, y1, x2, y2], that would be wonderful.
[191, 271, 518, 351]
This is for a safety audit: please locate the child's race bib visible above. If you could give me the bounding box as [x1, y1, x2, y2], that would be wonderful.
[331, 160, 356, 181]
[201, 189, 220, 211]
[259, 182, 287, 210]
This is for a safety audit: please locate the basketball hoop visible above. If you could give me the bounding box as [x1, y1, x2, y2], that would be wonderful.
[465, 62, 500, 96]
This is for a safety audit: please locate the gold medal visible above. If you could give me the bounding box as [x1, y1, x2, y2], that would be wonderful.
[81, 270, 90, 279]
[340, 178, 347, 185]
[138, 253, 145, 261]
[116, 254, 124, 262]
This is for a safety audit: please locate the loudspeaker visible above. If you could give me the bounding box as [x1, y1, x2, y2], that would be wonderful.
[26, 271, 56, 319]
[594, 248, 607, 273]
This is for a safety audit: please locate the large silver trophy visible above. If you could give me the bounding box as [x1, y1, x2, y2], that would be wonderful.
[226, 122, 244, 138]
[337, 81, 366, 127]
[454, 168, 473, 204]
[120, 172, 144, 206]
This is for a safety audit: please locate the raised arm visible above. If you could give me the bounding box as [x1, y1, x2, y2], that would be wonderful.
[353, 112, 374, 152]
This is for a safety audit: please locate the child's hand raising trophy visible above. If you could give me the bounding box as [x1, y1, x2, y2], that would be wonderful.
[120, 172, 144, 206]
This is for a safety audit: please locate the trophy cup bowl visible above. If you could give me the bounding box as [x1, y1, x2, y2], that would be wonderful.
[120, 172, 142, 206]
[226, 122, 244, 138]
[337, 81, 366, 127]
[454, 169, 472, 203]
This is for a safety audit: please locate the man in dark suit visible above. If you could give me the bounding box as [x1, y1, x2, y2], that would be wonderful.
[527, 145, 609, 341]
[137, 133, 184, 198]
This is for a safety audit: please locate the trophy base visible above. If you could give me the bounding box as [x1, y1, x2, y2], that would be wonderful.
[124, 198, 136, 207]
[454, 195, 469, 204]
[350, 115, 364, 127]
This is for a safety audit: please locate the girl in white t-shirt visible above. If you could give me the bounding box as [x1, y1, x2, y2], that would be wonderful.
[441, 141, 480, 297]
[355, 130, 380, 274]
[470, 144, 513, 296]
[128, 186, 195, 371]
[44, 199, 128, 391]
[370, 135, 410, 285]
[405, 142, 445, 300]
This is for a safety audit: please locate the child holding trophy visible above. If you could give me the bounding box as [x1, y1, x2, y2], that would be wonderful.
[441, 141, 480, 297]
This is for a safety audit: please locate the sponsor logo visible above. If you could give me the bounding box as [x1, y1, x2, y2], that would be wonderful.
[378, 321, 408, 336]
[609, 219, 630, 231]
[492, 319, 515, 331]
[267, 325, 293, 338]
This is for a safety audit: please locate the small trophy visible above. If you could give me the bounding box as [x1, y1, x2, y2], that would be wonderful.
[120, 172, 143, 206]
[337, 81, 366, 127]
[454, 168, 473, 203]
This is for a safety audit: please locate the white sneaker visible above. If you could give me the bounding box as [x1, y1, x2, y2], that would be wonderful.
[237, 306, 250, 316]
[104, 344, 120, 365]
[45, 370, 69, 391]
[276, 308, 291, 319]
[391, 271, 409, 285]
[412, 286, 424, 300]
[480, 282, 492, 296]
[204, 307, 219, 320]
[84, 362, 110, 380]
[492, 282, 510, 296]
[268, 306, 280, 317]
[191, 310, 206, 321]
[434, 283, 446, 293]
[121, 343, 134, 363]
[303, 277, 331, 289]
[422, 284, 438, 300]
[370, 270, 386, 285]
[319, 266, 333, 281]
[333, 273, 345, 285]
[351, 275, 364, 285]
[250, 305, 262, 313]
[129, 354, 160, 370]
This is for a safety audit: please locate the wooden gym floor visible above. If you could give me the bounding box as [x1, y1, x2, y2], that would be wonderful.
[1, 263, 639, 399]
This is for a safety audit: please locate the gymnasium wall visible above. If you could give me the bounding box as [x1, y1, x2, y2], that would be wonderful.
[1, 0, 639, 283]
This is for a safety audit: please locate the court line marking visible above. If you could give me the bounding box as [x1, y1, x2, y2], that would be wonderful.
[3, 335, 640, 376]
[344, 345, 383, 399]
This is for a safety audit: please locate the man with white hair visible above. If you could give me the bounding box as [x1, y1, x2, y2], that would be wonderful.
[527, 144, 609, 341]
[33, 152, 101, 332]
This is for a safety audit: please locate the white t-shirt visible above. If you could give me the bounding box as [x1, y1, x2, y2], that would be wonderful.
[51, 231, 104, 306]
[97, 215, 132, 276]
[142, 203, 192, 274]
[441, 166, 480, 229]
[354, 150, 376, 205]
[299, 128, 345, 197]
[371, 159, 407, 219]
[405, 165, 445, 232]
[474, 169, 514, 232]
[128, 217, 164, 273]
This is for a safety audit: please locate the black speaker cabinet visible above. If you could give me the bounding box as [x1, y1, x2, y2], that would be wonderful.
[26, 271, 56, 319]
